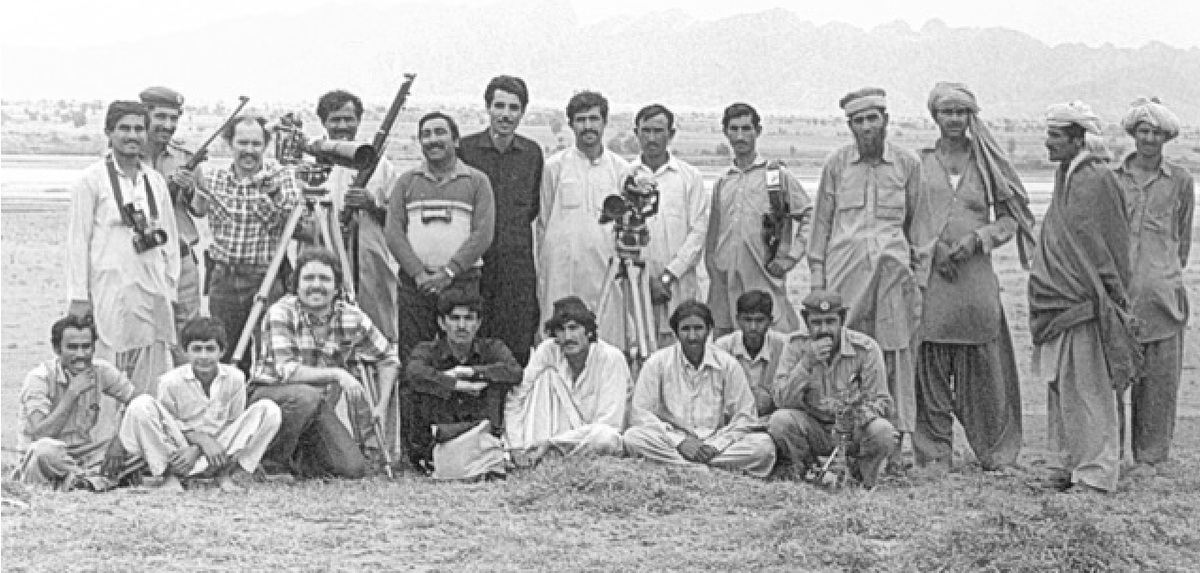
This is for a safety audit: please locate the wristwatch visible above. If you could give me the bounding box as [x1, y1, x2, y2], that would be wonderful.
[660, 273, 674, 287]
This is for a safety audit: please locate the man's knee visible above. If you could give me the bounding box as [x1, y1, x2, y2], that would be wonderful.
[255, 385, 323, 419]
[621, 426, 659, 455]
[125, 394, 163, 422]
[248, 399, 284, 432]
[858, 418, 898, 457]
[586, 425, 623, 456]
[26, 438, 68, 463]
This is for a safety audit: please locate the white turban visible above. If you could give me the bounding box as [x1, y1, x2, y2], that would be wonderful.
[1046, 101, 1102, 136]
[1121, 97, 1181, 140]
[840, 87, 887, 117]
[927, 82, 980, 117]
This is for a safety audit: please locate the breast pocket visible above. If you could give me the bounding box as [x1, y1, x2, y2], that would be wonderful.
[558, 176, 585, 209]
[875, 174, 907, 221]
[835, 173, 867, 212]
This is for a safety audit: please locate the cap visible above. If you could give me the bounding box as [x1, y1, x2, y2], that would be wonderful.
[801, 289, 845, 314]
[139, 86, 184, 109]
[550, 296, 594, 323]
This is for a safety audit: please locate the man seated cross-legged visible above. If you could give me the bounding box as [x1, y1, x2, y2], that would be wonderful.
[504, 296, 632, 466]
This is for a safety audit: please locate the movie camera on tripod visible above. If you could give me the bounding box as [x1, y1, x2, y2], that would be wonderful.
[272, 112, 376, 189]
[599, 174, 660, 254]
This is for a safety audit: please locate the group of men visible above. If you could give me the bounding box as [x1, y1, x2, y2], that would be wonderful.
[14, 75, 1192, 495]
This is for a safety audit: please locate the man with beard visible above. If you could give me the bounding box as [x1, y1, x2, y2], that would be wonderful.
[624, 300, 777, 478]
[459, 76, 543, 366]
[1030, 101, 1134, 494]
[809, 88, 921, 472]
[504, 296, 631, 465]
[193, 115, 301, 374]
[250, 248, 401, 479]
[386, 112, 495, 359]
[403, 291, 523, 475]
[1114, 98, 1192, 477]
[14, 315, 144, 490]
[707, 103, 811, 336]
[622, 104, 710, 348]
[317, 90, 400, 342]
[67, 100, 180, 397]
[714, 290, 790, 417]
[909, 83, 1035, 475]
[768, 290, 897, 489]
[537, 91, 630, 345]
[139, 87, 205, 337]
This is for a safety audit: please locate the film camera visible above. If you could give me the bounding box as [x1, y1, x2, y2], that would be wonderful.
[124, 202, 169, 253]
[273, 112, 376, 188]
[598, 174, 660, 253]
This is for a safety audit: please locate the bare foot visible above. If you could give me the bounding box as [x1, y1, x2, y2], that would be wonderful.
[217, 466, 248, 493]
[525, 441, 554, 467]
[157, 475, 185, 493]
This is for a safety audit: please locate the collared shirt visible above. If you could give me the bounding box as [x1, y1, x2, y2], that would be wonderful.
[252, 296, 400, 385]
[405, 336, 524, 400]
[809, 142, 922, 349]
[1115, 155, 1194, 342]
[157, 363, 247, 435]
[67, 155, 180, 351]
[146, 143, 201, 244]
[771, 328, 893, 423]
[18, 359, 136, 451]
[458, 130, 543, 256]
[199, 160, 301, 266]
[713, 329, 789, 416]
[709, 155, 812, 268]
[385, 158, 495, 278]
[630, 343, 760, 449]
[536, 147, 630, 343]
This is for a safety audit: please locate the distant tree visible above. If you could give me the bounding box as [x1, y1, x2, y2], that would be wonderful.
[789, 145, 798, 156]
[714, 142, 731, 156]
[549, 115, 564, 135]
[72, 111, 87, 128]
[1007, 137, 1017, 156]
[622, 133, 641, 155]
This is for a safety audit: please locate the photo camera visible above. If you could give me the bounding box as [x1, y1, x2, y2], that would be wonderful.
[124, 203, 168, 253]
[599, 174, 660, 250]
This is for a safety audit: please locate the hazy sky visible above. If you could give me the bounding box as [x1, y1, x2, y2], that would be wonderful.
[2, 0, 1197, 50]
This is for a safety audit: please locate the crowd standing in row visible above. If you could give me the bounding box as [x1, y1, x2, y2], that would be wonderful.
[14, 76, 1192, 496]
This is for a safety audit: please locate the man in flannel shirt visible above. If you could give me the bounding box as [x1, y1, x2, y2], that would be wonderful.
[192, 115, 302, 374]
[249, 248, 401, 478]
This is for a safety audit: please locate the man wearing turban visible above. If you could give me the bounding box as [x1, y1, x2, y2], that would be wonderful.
[1113, 98, 1193, 477]
[1029, 101, 1137, 493]
[809, 88, 922, 473]
[909, 83, 1033, 476]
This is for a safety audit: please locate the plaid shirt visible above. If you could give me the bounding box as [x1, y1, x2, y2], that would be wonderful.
[251, 295, 400, 385]
[200, 159, 300, 265]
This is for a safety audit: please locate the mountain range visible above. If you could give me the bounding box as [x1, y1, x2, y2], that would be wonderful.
[4, 1, 1198, 123]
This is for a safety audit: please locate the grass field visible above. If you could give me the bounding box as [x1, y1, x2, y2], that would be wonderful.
[2, 180, 1199, 569]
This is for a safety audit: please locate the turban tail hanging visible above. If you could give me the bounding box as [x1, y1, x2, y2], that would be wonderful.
[968, 116, 1037, 269]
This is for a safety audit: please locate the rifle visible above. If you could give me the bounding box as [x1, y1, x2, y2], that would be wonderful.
[168, 95, 250, 202]
[761, 161, 789, 262]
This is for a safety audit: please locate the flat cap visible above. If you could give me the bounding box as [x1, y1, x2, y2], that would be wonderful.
[801, 289, 845, 314]
[139, 86, 184, 108]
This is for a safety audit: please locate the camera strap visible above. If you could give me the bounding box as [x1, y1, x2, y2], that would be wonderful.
[105, 156, 159, 227]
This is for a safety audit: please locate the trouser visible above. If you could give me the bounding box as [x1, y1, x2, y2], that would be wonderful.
[249, 383, 366, 479]
[707, 264, 799, 336]
[622, 426, 777, 478]
[118, 395, 282, 476]
[913, 335, 1023, 470]
[884, 346, 915, 434]
[1130, 333, 1184, 464]
[92, 340, 175, 444]
[13, 438, 145, 491]
[479, 252, 539, 366]
[767, 409, 896, 485]
[395, 268, 482, 358]
[1036, 323, 1119, 492]
[546, 424, 624, 457]
[403, 388, 504, 466]
[208, 262, 285, 376]
[503, 368, 623, 456]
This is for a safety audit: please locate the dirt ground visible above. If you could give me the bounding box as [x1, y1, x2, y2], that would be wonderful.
[2, 199, 1199, 570]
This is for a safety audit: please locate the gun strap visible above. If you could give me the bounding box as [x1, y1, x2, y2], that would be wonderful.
[106, 156, 158, 226]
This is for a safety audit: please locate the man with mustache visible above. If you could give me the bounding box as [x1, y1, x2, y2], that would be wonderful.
[767, 290, 897, 489]
[808, 88, 922, 473]
[193, 115, 301, 375]
[504, 296, 631, 466]
[67, 100, 180, 400]
[14, 315, 145, 490]
[706, 103, 811, 337]
[908, 83, 1034, 476]
[536, 91, 630, 345]
[403, 291, 523, 475]
[250, 248, 401, 479]
[619, 104, 710, 348]
[714, 290, 790, 417]
[139, 87, 205, 340]
[1114, 98, 1193, 478]
[459, 76, 543, 367]
[1031, 101, 1136, 494]
[624, 300, 777, 478]
[386, 112, 495, 360]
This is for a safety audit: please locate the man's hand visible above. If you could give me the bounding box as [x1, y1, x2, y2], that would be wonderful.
[766, 256, 796, 279]
[801, 336, 835, 370]
[443, 366, 476, 380]
[168, 444, 203, 476]
[68, 299, 92, 319]
[934, 241, 958, 282]
[677, 437, 719, 464]
[65, 368, 97, 399]
[947, 232, 980, 263]
[344, 187, 376, 211]
[650, 273, 673, 305]
[169, 168, 198, 195]
[101, 437, 128, 480]
[454, 380, 488, 397]
[337, 369, 366, 401]
[419, 269, 453, 296]
[193, 433, 229, 471]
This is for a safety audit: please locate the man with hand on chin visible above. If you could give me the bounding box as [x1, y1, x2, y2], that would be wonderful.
[386, 112, 495, 359]
[249, 248, 401, 479]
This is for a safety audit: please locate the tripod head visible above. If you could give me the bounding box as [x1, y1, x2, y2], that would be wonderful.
[600, 174, 660, 261]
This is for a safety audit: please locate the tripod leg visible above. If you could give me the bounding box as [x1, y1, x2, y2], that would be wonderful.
[314, 204, 358, 304]
[639, 263, 658, 354]
[626, 263, 651, 363]
[355, 363, 395, 479]
[594, 257, 622, 327]
[232, 202, 309, 362]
